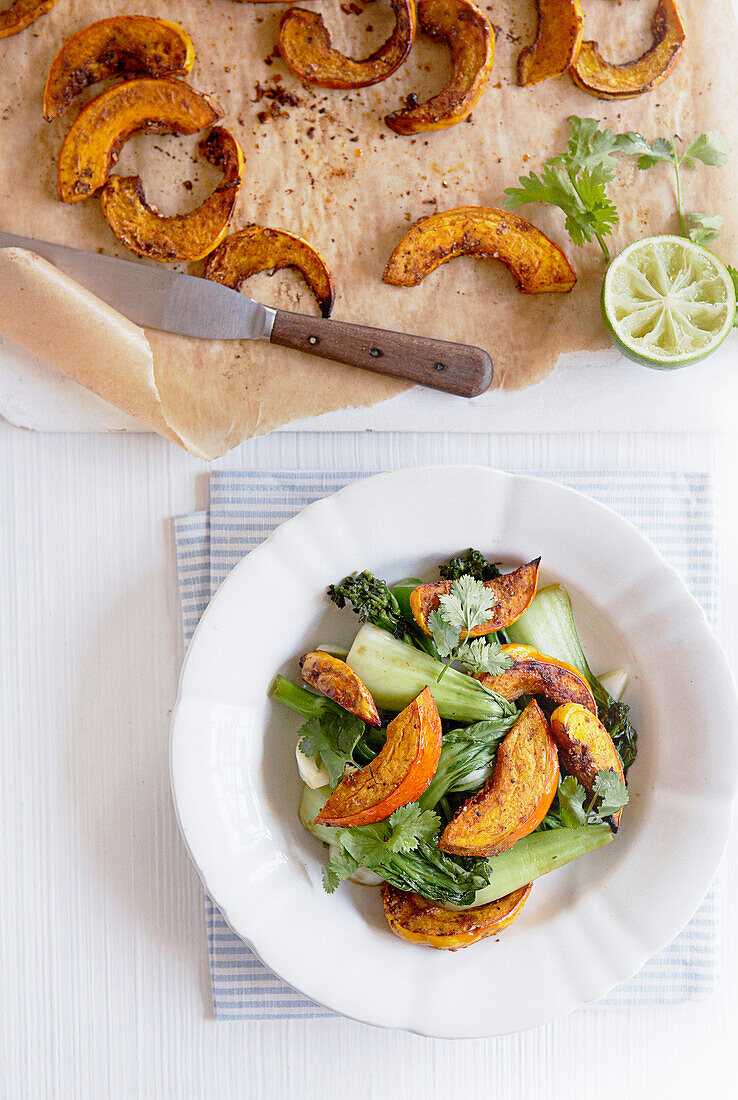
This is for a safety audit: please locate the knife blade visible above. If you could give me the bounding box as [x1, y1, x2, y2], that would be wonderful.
[0, 229, 493, 397]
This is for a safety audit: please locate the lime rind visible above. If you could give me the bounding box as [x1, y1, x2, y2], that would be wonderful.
[602, 235, 736, 369]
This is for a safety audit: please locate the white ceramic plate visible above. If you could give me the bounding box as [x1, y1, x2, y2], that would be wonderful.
[170, 466, 738, 1037]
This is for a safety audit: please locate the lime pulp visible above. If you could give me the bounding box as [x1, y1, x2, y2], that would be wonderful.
[601, 235, 736, 369]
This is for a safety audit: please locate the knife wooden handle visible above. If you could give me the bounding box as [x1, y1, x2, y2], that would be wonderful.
[269, 310, 493, 398]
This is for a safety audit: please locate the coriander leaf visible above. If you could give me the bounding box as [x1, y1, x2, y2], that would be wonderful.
[298, 709, 365, 789]
[505, 164, 580, 219]
[687, 212, 724, 245]
[550, 116, 620, 178]
[591, 769, 629, 818]
[322, 847, 359, 893]
[558, 776, 588, 827]
[682, 130, 731, 169]
[568, 165, 620, 241]
[426, 607, 460, 659]
[443, 574, 495, 634]
[385, 804, 441, 851]
[458, 636, 512, 677]
[615, 131, 674, 168]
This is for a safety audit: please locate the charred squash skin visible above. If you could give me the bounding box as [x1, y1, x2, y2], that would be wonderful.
[439, 700, 559, 857]
[278, 0, 417, 90]
[550, 703, 625, 826]
[57, 78, 223, 203]
[386, 0, 495, 134]
[0, 0, 57, 40]
[100, 127, 244, 263]
[382, 882, 531, 949]
[299, 651, 381, 727]
[410, 559, 540, 637]
[517, 0, 584, 86]
[570, 0, 686, 100]
[383, 207, 577, 293]
[204, 226, 336, 318]
[478, 643, 597, 713]
[43, 16, 196, 121]
[315, 686, 442, 827]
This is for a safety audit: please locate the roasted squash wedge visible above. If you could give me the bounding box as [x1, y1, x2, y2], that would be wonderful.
[478, 643, 597, 713]
[382, 881, 531, 949]
[100, 127, 244, 262]
[383, 207, 577, 293]
[299, 651, 381, 728]
[439, 701, 559, 857]
[570, 0, 685, 100]
[550, 703, 625, 825]
[410, 559, 540, 638]
[278, 0, 416, 90]
[386, 0, 495, 134]
[43, 16, 196, 122]
[315, 686, 442, 827]
[0, 0, 57, 39]
[57, 78, 223, 203]
[204, 226, 335, 318]
[517, 0, 584, 86]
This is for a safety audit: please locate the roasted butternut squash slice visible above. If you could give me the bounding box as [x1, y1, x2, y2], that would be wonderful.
[315, 686, 442, 827]
[550, 703, 625, 826]
[478, 643, 597, 713]
[278, 0, 416, 90]
[570, 0, 685, 100]
[439, 701, 559, 857]
[57, 78, 223, 203]
[204, 226, 336, 318]
[517, 0, 584, 86]
[382, 881, 531, 949]
[410, 559, 540, 638]
[43, 16, 196, 122]
[299, 651, 381, 728]
[386, 0, 495, 134]
[0, 0, 57, 40]
[100, 127, 244, 262]
[383, 207, 577, 293]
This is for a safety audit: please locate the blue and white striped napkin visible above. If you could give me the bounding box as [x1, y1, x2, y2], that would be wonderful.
[174, 469, 719, 1020]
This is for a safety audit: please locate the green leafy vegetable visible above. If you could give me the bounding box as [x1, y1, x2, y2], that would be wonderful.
[418, 719, 512, 809]
[504, 116, 621, 260]
[297, 709, 365, 789]
[328, 571, 413, 642]
[545, 770, 629, 832]
[300, 787, 489, 905]
[427, 576, 513, 680]
[557, 775, 588, 827]
[590, 769, 629, 819]
[616, 129, 731, 239]
[439, 548, 500, 582]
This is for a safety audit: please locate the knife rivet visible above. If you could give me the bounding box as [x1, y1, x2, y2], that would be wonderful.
[370, 348, 382, 357]
[308, 335, 319, 345]
[435, 362, 446, 372]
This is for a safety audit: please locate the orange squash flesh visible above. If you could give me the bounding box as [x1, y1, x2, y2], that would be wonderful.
[57, 78, 223, 203]
[278, 0, 416, 90]
[517, 0, 584, 86]
[382, 881, 532, 949]
[204, 226, 336, 318]
[410, 559, 540, 638]
[315, 686, 442, 827]
[570, 0, 685, 100]
[386, 0, 495, 134]
[100, 127, 244, 262]
[383, 207, 577, 293]
[0, 0, 57, 40]
[478, 643, 597, 713]
[43, 16, 196, 121]
[439, 701, 559, 857]
[551, 703, 625, 826]
[299, 651, 381, 728]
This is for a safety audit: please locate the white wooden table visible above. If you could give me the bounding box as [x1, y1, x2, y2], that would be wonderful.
[2, 421, 737, 1099]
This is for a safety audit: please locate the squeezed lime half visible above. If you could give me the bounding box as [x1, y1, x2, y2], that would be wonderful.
[601, 235, 736, 368]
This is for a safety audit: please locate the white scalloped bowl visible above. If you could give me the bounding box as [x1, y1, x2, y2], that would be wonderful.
[170, 466, 738, 1037]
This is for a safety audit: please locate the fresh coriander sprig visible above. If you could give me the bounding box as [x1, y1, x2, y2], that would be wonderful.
[557, 771, 629, 828]
[504, 116, 621, 261]
[426, 575, 512, 681]
[614, 129, 730, 240]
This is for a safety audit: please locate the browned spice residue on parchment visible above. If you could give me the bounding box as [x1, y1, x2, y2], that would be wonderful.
[0, 0, 737, 455]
